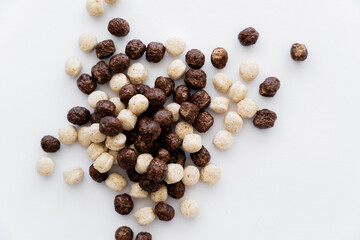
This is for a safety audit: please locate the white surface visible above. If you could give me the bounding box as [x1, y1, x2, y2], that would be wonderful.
[1, 0, 360, 239]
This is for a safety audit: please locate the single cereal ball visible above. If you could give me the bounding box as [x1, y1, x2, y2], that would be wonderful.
[259, 77, 280, 97]
[173, 85, 190, 104]
[211, 47, 228, 69]
[119, 84, 138, 104]
[105, 133, 126, 151]
[65, 57, 82, 77]
[94, 152, 114, 173]
[147, 158, 168, 183]
[114, 193, 134, 215]
[253, 109, 277, 129]
[105, 0, 118, 4]
[165, 103, 180, 122]
[108, 18, 130, 37]
[87, 143, 107, 160]
[115, 226, 133, 240]
[154, 109, 173, 127]
[182, 165, 200, 186]
[209, 96, 230, 114]
[63, 167, 84, 185]
[154, 202, 175, 221]
[185, 49, 205, 69]
[180, 199, 200, 218]
[58, 125, 77, 145]
[239, 60, 259, 82]
[134, 207, 156, 226]
[154, 76, 175, 97]
[163, 132, 183, 152]
[150, 185, 168, 203]
[130, 182, 148, 199]
[77, 74, 97, 95]
[110, 73, 130, 94]
[89, 123, 106, 143]
[224, 111, 243, 133]
[146, 42, 166, 63]
[200, 163, 221, 185]
[136, 232, 152, 240]
[175, 121, 193, 139]
[212, 72, 233, 93]
[117, 109, 137, 131]
[110, 97, 126, 116]
[109, 53, 130, 73]
[127, 63, 148, 84]
[229, 81, 248, 103]
[237, 98, 258, 118]
[117, 148, 137, 170]
[165, 163, 184, 184]
[190, 146, 211, 167]
[88, 90, 109, 108]
[128, 94, 149, 116]
[194, 111, 214, 133]
[125, 39, 146, 60]
[78, 33, 97, 52]
[135, 153, 153, 174]
[78, 126, 92, 147]
[165, 37, 186, 56]
[179, 102, 200, 124]
[41, 135, 60, 153]
[190, 90, 211, 110]
[167, 59, 187, 80]
[67, 106, 90, 126]
[105, 173, 127, 191]
[238, 27, 259, 46]
[89, 164, 108, 183]
[182, 134, 202, 153]
[213, 130, 234, 150]
[291, 43, 308, 61]
[37, 157, 55, 176]
[86, 0, 105, 17]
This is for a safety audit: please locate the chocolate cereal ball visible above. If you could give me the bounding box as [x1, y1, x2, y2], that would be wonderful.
[95, 39, 116, 59]
[125, 39, 146, 60]
[169, 149, 186, 167]
[190, 146, 211, 167]
[154, 76, 175, 97]
[127, 168, 141, 182]
[108, 18, 130, 37]
[185, 49, 205, 69]
[146, 42, 166, 63]
[109, 53, 130, 73]
[117, 148, 137, 170]
[115, 226, 133, 240]
[139, 174, 161, 192]
[67, 106, 90, 126]
[193, 111, 214, 133]
[136, 232, 152, 240]
[190, 90, 211, 110]
[95, 100, 116, 116]
[179, 102, 200, 124]
[146, 158, 168, 183]
[173, 85, 190, 104]
[99, 116, 122, 136]
[137, 117, 161, 140]
[134, 135, 153, 153]
[291, 43, 308, 61]
[119, 84, 138, 104]
[238, 27, 259, 46]
[156, 148, 171, 162]
[163, 132, 182, 152]
[41, 135, 60, 153]
[259, 77, 280, 97]
[89, 164, 108, 183]
[211, 47, 228, 69]
[144, 88, 166, 107]
[77, 74, 97, 94]
[167, 181, 185, 199]
[114, 193, 134, 215]
[91, 61, 112, 84]
[135, 84, 150, 95]
[154, 109, 173, 127]
[184, 69, 207, 90]
[253, 109, 277, 129]
[154, 202, 175, 221]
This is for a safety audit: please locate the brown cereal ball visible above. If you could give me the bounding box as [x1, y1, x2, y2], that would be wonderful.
[154, 109, 173, 127]
[179, 102, 200, 124]
[190, 90, 211, 110]
[253, 109, 277, 129]
[89, 164, 108, 183]
[137, 117, 161, 140]
[135, 84, 150, 95]
[119, 84, 138, 104]
[163, 132, 183, 152]
[211, 47, 228, 69]
[136, 232, 152, 240]
[238, 27, 259, 46]
[185, 49, 205, 69]
[147, 158, 168, 182]
[90, 113, 105, 124]
[139, 174, 162, 192]
[190, 146, 211, 167]
[184, 69, 207, 90]
[95, 100, 116, 116]
[154, 202, 175, 221]
[115, 226, 133, 240]
[146, 42, 166, 63]
[259, 77, 280, 97]
[291, 43, 308, 61]
[144, 88, 166, 107]
[91, 61, 112, 84]
[173, 85, 190, 104]
[99, 116, 122, 136]
[134, 135, 154, 153]
[167, 181, 185, 199]
[123, 130, 137, 145]
[169, 149, 186, 167]
[117, 148, 137, 170]
[154, 76, 175, 97]
[114, 193, 134, 215]
[77, 74, 97, 94]
[109, 53, 130, 73]
[127, 168, 140, 182]
[41, 135, 60, 153]
[194, 111, 214, 133]
[95, 39, 116, 59]
[156, 148, 171, 162]
[108, 18, 130, 37]
[125, 39, 146, 60]
[67, 106, 90, 126]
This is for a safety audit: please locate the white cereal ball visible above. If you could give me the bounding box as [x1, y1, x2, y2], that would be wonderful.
[130, 182, 148, 199]
[58, 125, 78, 145]
[165, 37, 186, 56]
[175, 121, 194, 139]
[165, 103, 181, 122]
[78, 33, 97, 52]
[212, 72, 233, 93]
[105, 133, 126, 151]
[94, 152, 114, 173]
[182, 165, 200, 186]
[37, 157, 54, 176]
[108, 150, 119, 165]
[110, 73, 130, 94]
[89, 123, 106, 143]
[239, 60, 259, 82]
[63, 167, 84, 186]
[88, 90, 109, 108]
[182, 134, 202, 153]
[78, 126, 92, 147]
[105, 173, 127, 191]
[87, 143, 107, 160]
[117, 109, 137, 131]
[128, 94, 149, 116]
[65, 57, 82, 77]
[165, 163, 184, 184]
[237, 98, 258, 118]
[200, 163, 221, 185]
[224, 111, 243, 133]
[110, 97, 126, 116]
[127, 63, 148, 84]
[150, 185, 168, 203]
[180, 199, 200, 218]
[134, 207, 155, 226]
[213, 130, 234, 150]
[135, 153, 153, 174]
[104, 0, 118, 5]
[167, 59, 187, 80]
[86, 0, 105, 17]
[228, 81, 248, 103]
[209, 96, 230, 114]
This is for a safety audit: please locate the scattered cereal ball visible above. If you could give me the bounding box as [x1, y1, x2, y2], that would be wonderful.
[211, 47, 228, 69]
[237, 98, 258, 118]
[239, 60, 259, 82]
[117, 148, 137, 170]
[209, 96, 230, 114]
[224, 111, 243, 133]
[128, 94, 149, 116]
[105, 173, 127, 191]
[135, 153, 153, 174]
[175, 121, 194, 139]
[119, 84, 138, 104]
[125, 39, 147, 60]
[108, 18, 130, 37]
[78, 126, 92, 147]
[150, 185, 168, 203]
[89, 123, 106, 143]
[115, 226, 133, 240]
[167, 59, 187, 80]
[87, 143, 107, 160]
[190, 146, 211, 167]
[165, 37, 186, 56]
[36, 157, 54, 176]
[94, 152, 114, 173]
[105, 0, 118, 4]
[165, 163, 184, 184]
[114, 193, 134, 215]
[238, 27, 259, 46]
[291, 43, 308, 61]
[200, 163, 221, 185]
[63, 167, 84, 185]
[229, 81, 248, 103]
[155, 76, 175, 97]
[86, 0, 105, 17]
[78, 33, 97, 52]
[212, 72, 233, 93]
[117, 109, 137, 131]
[136, 232, 152, 240]
[147, 158, 168, 183]
[67, 106, 90, 126]
[185, 49, 205, 69]
[130, 182, 148, 199]
[89, 164, 108, 182]
[40, 135, 60, 153]
[259, 77, 280, 97]
[194, 111, 214, 133]
[182, 165, 200, 186]
[65, 57, 82, 77]
[165, 103, 180, 122]
[173, 85, 190, 104]
[127, 63, 148, 84]
[110, 73, 130, 94]
[146, 42, 166, 63]
[105, 133, 126, 151]
[213, 130, 234, 150]
[134, 207, 155, 226]
[180, 199, 200, 218]
[154, 202, 175, 221]
[77, 74, 97, 95]
[58, 125, 77, 145]
[182, 134, 202, 153]
[253, 109, 277, 129]
[88, 90, 109, 108]
[110, 97, 126, 116]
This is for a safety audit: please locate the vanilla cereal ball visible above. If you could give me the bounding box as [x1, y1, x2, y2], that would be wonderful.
[228, 81, 248, 103]
[167, 59, 187, 80]
[182, 165, 200, 186]
[239, 60, 259, 82]
[165, 163, 184, 184]
[110, 73, 130, 94]
[87, 143, 107, 160]
[78, 33, 97, 52]
[108, 150, 119, 165]
[165, 103, 180, 122]
[65, 57, 82, 77]
[135, 153, 153, 174]
[94, 152, 114, 173]
[117, 109, 137, 131]
[224, 111, 243, 133]
[89, 123, 106, 143]
[105, 133, 126, 151]
[182, 134, 202, 153]
[175, 121, 194, 139]
[88, 90, 109, 108]
[213, 130, 234, 150]
[105, 173, 127, 191]
[127, 63, 148, 84]
[86, 0, 105, 17]
[110, 97, 126, 116]
[150, 185, 168, 203]
[78, 126, 92, 147]
[209, 96, 230, 114]
[58, 125, 78, 145]
[128, 94, 149, 116]
[37, 157, 54, 176]
[212, 72, 233, 93]
[180, 199, 200, 218]
[130, 182, 148, 199]
[134, 207, 155, 226]
[63, 167, 84, 185]
[200, 163, 221, 185]
[165, 37, 186, 56]
[104, 0, 118, 5]
[237, 98, 258, 118]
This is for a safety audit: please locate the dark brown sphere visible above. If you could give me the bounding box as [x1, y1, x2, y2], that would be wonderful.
[154, 202, 175, 221]
[169, 149, 186, 167]
[146, 42, 166, 63]
[95, 39, 116, 59]
[167, 181, 185, 199]
[162, 132, 182, 152]
[108, 18, 130, 37]
[154, 109, 173, 127]
[136, 232, 152, 240]
[89, 164, 108, 183]
[95, 100, 116, 116]
[67, 106, 90, 126]
[190, 90, 211, 110]
[99, 116, 122, 136]
[125, 39, 146, 60]
[146, 158, 168, 183]
[173, 85, 190, 104]
[179, 102, 200, 124]
[144, 88, 166, 107]
[114, 194, 134, 215]
[193, 111, 214, 133]
[91, 61, 112, 84]
[211, 47, 228, 69]
[40, 135, 60, 153]
[238, 27, 259, 46]
[190, 146, 211, 167]
[77, 74, 97, 94]
[154, 76, 175, 97]
[139, 174, 161, 192]
[117, 148, 137, 170]
[290, 43, 308, 61]
[259, 77, 281, 97]
[115, 226, 133, 240]
[109, 53, 130, 73]
[253, 109, 277, 129]
[119, 84, 137, 104]
[185, 49, 205, 69]
[184, 69, 207, 90]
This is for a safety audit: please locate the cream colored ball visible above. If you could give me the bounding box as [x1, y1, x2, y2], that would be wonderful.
[89, 123, 106, 143]
[37, 157, 54, 176]
[109, 73, 130, 94]
[117, 109, 137, 130]
[104, 0, 118, 5]
[105, 173, 127, 191]
[88, 90, 109, 108]
[212, 72, 233, 93]
[105, 133, 126, 151]
[209, 96, 230, 114]
[65, 57, 82, 77]
[167, 59, 187, 80]
[78, 126, 92, 147]
[239, 60, 259, 81]
[182, 134, 202, 153]
[110, 97, 126, 116]
[224, 111, 243, 133]
[180, 199, 200, 218]
[94, 152, 114, 173]
[200, 163, 221, 185]
[237, 98, 258, 118]
[175, 121, 194, 139]
[165, 163, 184, 184]
[128, 94, 149, 116]
[182, 165, 200, 186]
[108, 150, 119, 165]
[165, 103, 181, 122]
[135, 153, 153, 174]
[58, 125, 77, 145]
[78, 33, 97, 52]
[86, 0, 105, 17]
[165, 37, 186, 56]
[87, 143, 107, 160]
[63, 167, 84, 185]
[127, 63, 148, 84]
[213, 130, 234, 150]
[130, 182, 148, 199]
[134, 207, 155, 226]
[228, 81, 248, 103]
[150, 185, 168, 203]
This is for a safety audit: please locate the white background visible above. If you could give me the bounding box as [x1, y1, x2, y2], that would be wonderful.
[1, 0, 360, 239]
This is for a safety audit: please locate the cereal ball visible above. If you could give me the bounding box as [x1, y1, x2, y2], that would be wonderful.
[194, 111, 214, 133]
[180, 199, 200, 218]
[238, 27, 259, 46]
[201, 163, 221, 184]
[229, 81, 248, 103]
[154, 76, 175, 97]
[169, 149, 186, 167]
[91, 61, 112, 84]
[213, 130, 234, 150]
[110, 73, 130, 94]
[127, 63, 148, 84]
[184, 69, 207, 90]
[41, 135, 60, 153]
[114, 193, 134, 215]
[182, 134, 202, 153]
[86, 0, 105, 17]
[156, 148, 171, 162]
[67, 106, 90, 126]
[173, 85, 190, 104]
[95, 40, 116, 59]
[165, 163, 184, 184]
[211, 47, 228, 69]
[95, 100, 116, 117]
[144, 88, 166, 107]
[182, 165, 200, 186]
[134, 207, 155, 226]
[139, 174, 161, 192]
[128, 94, 149, 116]
[125, 39, 146, 60]
[165, 37, 186, 56]
[253, 109, 277, 129]
[109, 53, 130, 73]
[150, 185, 168, 203]
[179, 102, 200, 124]
[105, 133, 126, 151]
[213, 72, 233, 93]
[153, 110, 172, 127]
[155, 202, 175, 221]
[291, 43, 308, 61]
[190, 90, 211, 110]
[105, 0, 118, 4]
[134, 135, 153, 153]
[147, 158, 168, 183]
[259, 77, 280, 97]
[167, 59, 187, 80]
[136, 232, 152, 240]
[135, 153, 153, 174]
[110, 97, 126, 116]
[165, 103, 180, 122]
[87, 143, 107, 160]
[163, 132, 182, 152]
[135, 84, 150, 95]
[77, 74, 97, 94]
[108, 18, 130, 37]
[119, 84, 137, 104]
[94, 152, 114, 173]
[89, 123, 106, 143]
[78, 127, 92, 147]
[78, 33, 97, 52]
[89, 164, 108, 183]
[167, 181, 185, 199]
[146, 42, 166, 63]
[58, 125, 77, 145]
[63, 167, 84, 185]
[65, 57, 82, 77]
[210, 96, 230, 114]
[185, 49, 205, 69]
[127, 168, 140, 182]
[117, 109, 137, 131]
[123, 130, 137, 144]
[237, 98, 258, 118]
[175, 121, 193, 139]
[105, 173, 127, 191]
[108, 150, 119, 164]
[117, 148, 137, 170]
[190, 146, 210, 167]
[115, 226, 133, 240]
[239, 60, 259, 82]
[88, 90, 109, 108]
[137, 117, 161, 140]
[129, 182, 149, 199]
[37, 157, 55, 176]
[224, 111, 243, 133]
